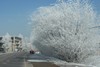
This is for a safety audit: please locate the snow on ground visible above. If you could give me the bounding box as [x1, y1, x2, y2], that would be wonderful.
[52, 59, 96, 67]
[82, 55, 100, 67]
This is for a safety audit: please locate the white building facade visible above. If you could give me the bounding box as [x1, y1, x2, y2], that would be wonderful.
[0, 35, 22, 53]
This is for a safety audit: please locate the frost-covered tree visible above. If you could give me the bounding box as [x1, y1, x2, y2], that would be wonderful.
[30, 0, 100, 63]
[22, 37, 33, 51]
[3, 33, 11, 52]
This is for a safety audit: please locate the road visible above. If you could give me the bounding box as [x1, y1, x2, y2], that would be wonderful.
[0, 52, 93, 67]
[0, 52, 59, 67]
[0, 52, 28, 67]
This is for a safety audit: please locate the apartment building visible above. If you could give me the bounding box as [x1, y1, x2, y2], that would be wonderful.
[0, 36, 22, 53]
[11, 37, 22, 52]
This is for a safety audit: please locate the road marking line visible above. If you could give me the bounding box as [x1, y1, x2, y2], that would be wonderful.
[24, 57, 27, 67]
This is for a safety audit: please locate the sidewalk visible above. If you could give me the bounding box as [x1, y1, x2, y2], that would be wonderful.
[25, 60, 59, 67]
[24, 61, 33, 67]
[32, 62, 59, 67]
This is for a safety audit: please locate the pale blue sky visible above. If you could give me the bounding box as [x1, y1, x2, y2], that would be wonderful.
[0, 0, 100, 37]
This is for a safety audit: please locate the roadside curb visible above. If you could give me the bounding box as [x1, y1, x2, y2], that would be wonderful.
[24, 61, 33, 67]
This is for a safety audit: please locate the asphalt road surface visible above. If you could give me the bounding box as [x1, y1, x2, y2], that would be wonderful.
[0, 52, 93, 67]
[0, 52, 60, 67]
[0, 52, 28, 67]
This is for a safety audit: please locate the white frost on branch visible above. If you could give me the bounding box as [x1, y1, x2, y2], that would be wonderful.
[30, 0, 100, 63]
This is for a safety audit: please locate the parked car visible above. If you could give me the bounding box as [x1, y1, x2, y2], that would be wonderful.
[35, 51, 41, 54]
[30, 50, 35, 54]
